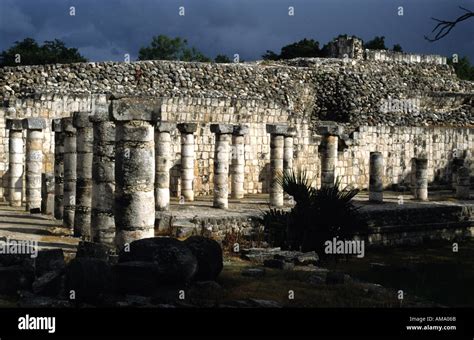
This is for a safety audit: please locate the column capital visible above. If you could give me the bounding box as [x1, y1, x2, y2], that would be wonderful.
[111, 97, 162, 122]
[316, 123, 344, 137]
[266, 124, 288, 135]
[73, 111, 93, 128]
[22, 117, 46, 130]
[61, 117, 76, 133]
[177, 122, 198, 134]
[284, 127, 297, 137]
[156, 121, 176, 133]
[90, 102, 110, 123]
[52, 118, 63, 132]
[210, 124, 233, 134]
[6, 118, 23, 131]
[233, 124, 249, 136]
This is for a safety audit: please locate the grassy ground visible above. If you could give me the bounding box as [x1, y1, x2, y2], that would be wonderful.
[321, 239, 474, 307]
[216, 257, 431, 307]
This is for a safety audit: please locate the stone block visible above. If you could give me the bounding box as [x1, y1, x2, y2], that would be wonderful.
[6, 118, 23, 131]
[233, 124, 249, 136]
[22, 117, 46, 130]
[156, 121, 176, 132]
[177, 123, 198, 134]
[266, 124, 288, 135]
[111, 97, 162, 122]
[210, 124, 233, 134]
[73, 111, 93, 128]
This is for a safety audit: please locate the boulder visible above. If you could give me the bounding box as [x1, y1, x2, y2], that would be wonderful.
[183, 236, 223, 281]
[65, 258, 112, 302]
[34, 249, 65, 276]
[115, 237, 198, 296]
[76, 241, 110, 261]
[32, 271, 63, 296]
[263, 259, 294, 270]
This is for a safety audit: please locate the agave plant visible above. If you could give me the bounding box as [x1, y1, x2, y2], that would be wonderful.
[265, 169, 365, 253]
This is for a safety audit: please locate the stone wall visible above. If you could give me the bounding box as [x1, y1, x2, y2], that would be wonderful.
[0, 49, 473, 197]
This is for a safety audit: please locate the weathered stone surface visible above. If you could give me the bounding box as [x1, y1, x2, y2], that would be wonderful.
[177, 123, 197, 134]
[34, 249, 65, 276]
[22, 117, 46, 130]
[118, 237, 198, 284]
[32, 271, 63, 296]
[111, 97, 162, 121]
[263, 259, 295, 270]
[325, 270, 345, 284]
[210, 123, 233, 134]
[184, 236, 223, 281]
[65, 257, 112, 301]
[76, 241, 110, 261]
[266, 124, 288, 135]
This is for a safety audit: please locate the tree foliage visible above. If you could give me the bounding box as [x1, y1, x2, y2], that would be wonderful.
[138, 35, 210, 62]
[262, 38, 321, 60]
[448, 56, 474, 81]
[364, 36, 387, 50]
[0, 38, 87, 67]
[214, 54, 231, 63]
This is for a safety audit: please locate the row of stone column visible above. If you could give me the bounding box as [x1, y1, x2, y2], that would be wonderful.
[369, 153, 470, 202]
[6, 118, 45, 212]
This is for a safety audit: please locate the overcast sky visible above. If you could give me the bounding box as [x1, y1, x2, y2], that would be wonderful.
[0, 0, 473, 62]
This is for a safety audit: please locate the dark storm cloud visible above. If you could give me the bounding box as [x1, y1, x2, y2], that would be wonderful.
[0, 0, 473, 62]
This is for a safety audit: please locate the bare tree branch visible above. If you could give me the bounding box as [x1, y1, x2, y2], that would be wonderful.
[425, 6, 474, 42]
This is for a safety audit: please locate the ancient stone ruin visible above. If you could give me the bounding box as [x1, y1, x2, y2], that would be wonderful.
[0, 37, 472, 307]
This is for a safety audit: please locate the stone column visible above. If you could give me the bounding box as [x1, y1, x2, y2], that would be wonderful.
[177, 123, 197, 202]
[90, 106, 116, 247]
[321, 135, 338, 188]
[414, 158, 428, 201]
[52, 119, 64, 219]
[22, 118, 46, 213]
[73, 112, 93, 239]
[266, 124, 288, 208]
[112, 98, 156, 249]
[6, 119, 24, 207]
[283, 127, 296, 176]
[456, 167, 470, 199]
[451, 158, 464, 190]
[155, 122, 176, 211]
[41, 173, 54, 215]
[211, 124, 233, 209]
[62, 117, 77, 231]
[369, 152, 383, 202]
[231, 125, 248, 199]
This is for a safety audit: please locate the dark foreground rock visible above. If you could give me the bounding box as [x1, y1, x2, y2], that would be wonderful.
[34, 249, 65, 276]
[32, 271, 63, 296]
[184, 236, 223, 281]
[116, 237, 198, 294]
[65, 258, 112, 301]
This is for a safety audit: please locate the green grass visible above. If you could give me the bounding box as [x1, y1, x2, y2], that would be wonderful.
[216, 257, 428, 307]
[322, 239, 474, 307]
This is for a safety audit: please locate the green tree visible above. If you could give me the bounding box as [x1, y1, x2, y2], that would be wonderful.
[0, 38, 87, 66]
[364, 36, 387, 50]
[448, 56, 474, 80]
[262, 38, 321, 60]
[392, 44, 403, 52]
[138, 35, 210, 62]
[214, 54, 231, 63]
